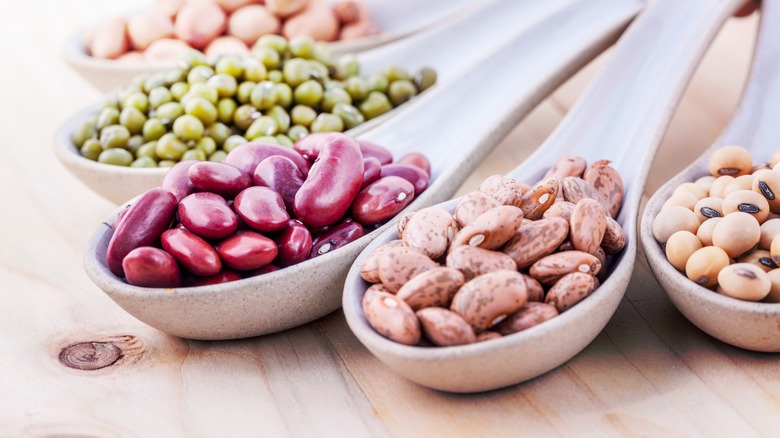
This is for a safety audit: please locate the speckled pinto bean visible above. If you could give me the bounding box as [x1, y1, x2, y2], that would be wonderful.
[477, 175, 525, 207]
[717, 263, 771, 301]
[450, 270, 528, 332]
[449, 205, 524, 251]
[601, 216, 626, 254]
[522, 274, 545, 302]
[161, 160, 198, 202]
[359, 240, 404, 283]
[188, 161, 251, 198]
[363, 284, 421, 345]
[294, 135, 364, 228]
[272, 220, 312, 267]
[396, 211, 414, 240]
[226, 142, 310, 176]
[253, 155, 305, 211]
[562, 176, 612, 217]
[402, 207, 459, 259]
[310, 220, 364, 258]
[529, 250, 601, 285]
[350, 176, 415, 226]
[178, 192, 238, 240]
[379, 164, 429, 196]
[161, 228, 221, 276]
[106, 188, 177, 276]
[233, 186, 290, 233]
[216, 231, 278, 271]
[453, 191, 502, 228]
[377, 246, 440, 292]
[396, 267, 465, 310]
[445, 245, 516, 281]
[582, 160, 623, 218]
[544, 155, 587, 179]
[501, 217, 568, 269]
[545, 272, 598, 312]
[543, 201, 575, 221]
[122, 246, 180, 288]
[416, 307, 476, 347]
[569, 198, 607, 254]
[495, 302, 559, 334]
[476, 331, 503, 342]
[519, 177, 558, 220]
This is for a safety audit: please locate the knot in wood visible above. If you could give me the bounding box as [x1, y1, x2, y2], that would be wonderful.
[59, 341, 123, 371]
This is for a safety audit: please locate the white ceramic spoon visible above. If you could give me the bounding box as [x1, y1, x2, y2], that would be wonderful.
[57, 0, 587, 205]
[84, 0, 643, 341]
[343, 0, 747, 393]
[64, 0, 479, 92]
[641, 1, 780, 352]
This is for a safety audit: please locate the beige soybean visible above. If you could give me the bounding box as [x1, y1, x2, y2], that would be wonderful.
[652, 206, 700, 243]
[716, 263, 771, 301]
[759, 219, 780, 250]
[601, 217, 626, 254]
[753, 162, 772, 173]
[529, 250, 601, 285]
[751, 169, 780, 213]
[450, 270, 528, 332]
[445, 245, 516, 281]
[396, 267, 465, 310]
[721, 190, 769, 223]
[377, 246, 440, 293]
[685, 246, 730, 287]
[519, 177, 558, 220]
[495, 302, 559, 335]
[764, 269, 780, 303]
[543, 201, 575, 221]
[693, 197, 723, 222]
[569, 198, 607, 254]
[544, 155, 587, 180]
[665, 231, 702, 272]
[416, 307, 476, 347]
[449, 205, 524, 251]
[582, 160, 623, 218]
[453, 191, 501, 228]
[362, 284, 421, 345]
[723, 175, 755, 197]
[402, 207, 459, 259]
[709, 175, 735, 198]
[711, 212, 760, 258]
[663, 192, 699, 211]
[737, 249, 777, 273]
[545, 272, 598, 312]
[502, 217, 568, 269]
[672, 182, 708, 201]
[708, 145, 752, 177]
[770, 234, 780, 266]
[694, 175, 716, 193]
[696, 217, 721, 246]
[359, 240, 404, 283]
[477, 175, 525, 207]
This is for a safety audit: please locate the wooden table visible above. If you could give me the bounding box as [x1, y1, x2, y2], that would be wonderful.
[2, 1, 777, 436]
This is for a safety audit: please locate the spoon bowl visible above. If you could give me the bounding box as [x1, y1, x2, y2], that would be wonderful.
[641, 0, 780, 352]
[83, 0, 641, 340]
[343, 0, 746, 392]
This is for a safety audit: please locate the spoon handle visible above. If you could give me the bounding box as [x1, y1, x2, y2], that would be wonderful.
[717, 1, 780, 151]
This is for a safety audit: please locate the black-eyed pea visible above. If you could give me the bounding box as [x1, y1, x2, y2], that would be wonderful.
[751, 169, 780, 213]
[453, 191, 501, 228]
[544, 272, 598, 312]
[707, 145, 752, 177]
[570, 198, 607, 254]
[696, 217, 721, 246]
[396, 210, 415, 240]
[543, 201, 575, 221]
[652, 206, 700, 243]
[722, 190, 769, 223]
[449, 205, 524, 251]
[601, 217, 626, 254]
[402, 207, 459, 259]
[519, 177, 558, 220]
[562, 176, 613, 217]
[693, 197, 723, 222]
[377, 246, 440, 293]
[359, 240, 404, 283]
[665, 231, 703, 271]
[759, 219, 780, 250]
[450, 270, 528, 332]
[529, 250, 601, 285]
[477, 175, 525, 207]
[521, 274, 544, 302]
[582, 160, 623, 218]
[694, 175, 716, 193]
[544, 155, 587, 180]
[685, 246, 730, 287]
[712, 211, 761, 258]
[445, 245, 516, 281]
[764, 269, 780, 303]
[396, 267, 465, 310]
[723, 175, 755, 197]
[495, 302, 558, 335]
[717, 263, 771, 301]
[476, 331, 503, 342]
[709, 175, 735, 198]
[502, 217, 568, 269]
[662, 192, 699, 211]
[362, 284, 421, 345]
[416, 307, 476, 347]
[737, 249, 777, 272]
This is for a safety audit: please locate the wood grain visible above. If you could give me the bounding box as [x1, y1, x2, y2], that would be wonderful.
[1, 1, 776, 436]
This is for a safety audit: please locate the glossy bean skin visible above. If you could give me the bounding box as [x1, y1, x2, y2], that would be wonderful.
[397, 152, 431, 176]
[379, 163, 429, 196]
[107, 188, 177, 276]
[350, 176, 415, 226]
[188, 162, 251, 198]
[216, 231, 278, 271]
[161, 160, 198, 202]
[310, 220, 364, 258]
[178, 192, 238, 240]
[183, 269, 242, 287]
[292, 132, 337, 161]
[122, 246, 180, 288]
[253, 155, 305, 211]
[357, 139, 393, 165]
[233, 186, 290, 232]
[225, 142, 310, 176]
[294, 135, 364, 228]
[161, 228, 222, 276]
[361, 157, 382, 189]
[272, 220, 313, 267]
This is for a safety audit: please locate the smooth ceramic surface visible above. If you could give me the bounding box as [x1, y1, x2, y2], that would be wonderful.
[82, 0, 641, 341]
[343, 0, 747, 393]
[58, 0, 587, 205]
[641, 0, 780, 353]
[64, 0, 478, 92]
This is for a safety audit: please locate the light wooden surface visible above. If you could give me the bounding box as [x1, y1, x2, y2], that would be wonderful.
[1, 1, 777, 437]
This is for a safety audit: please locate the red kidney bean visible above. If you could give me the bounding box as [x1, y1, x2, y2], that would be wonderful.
[106, 188, 177, 277]
[216, 231, 278, 271]
[361, 157, 382, 189]
[294, 135, 364, 228]
[161, 228, 222, 276]
[357, 139, 393, 165]
[122, 247, 180, 288]
[310, 220, 364, 258]
[161, 160, 198, 202]
[188, 162, 251, 199]
[114, 204, 132, 230]
[292, 132, 337, 161]
[380, 163, 429, 195]
[225, 142, 310, 177]
[244, 264, 281, 277]
[351, 176, 415, 226]
[253, 156, 305, 211]
[178, 192, 238, 240]
[233, 186, 290, 232]
[397, 152, 431, 176]
[183, 269, 242, 287]
[272, 220, 313, 267]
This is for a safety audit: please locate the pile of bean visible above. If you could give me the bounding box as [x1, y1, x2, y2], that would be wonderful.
[654, 145, 780, 303]
[72, 34, 436, 167]
[359, 155, 627, 347]
[105, 133, 431, 288]
[89, 0, 380, 62]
